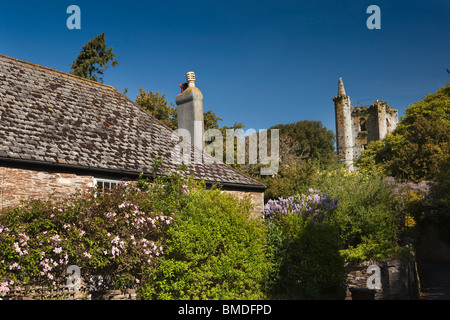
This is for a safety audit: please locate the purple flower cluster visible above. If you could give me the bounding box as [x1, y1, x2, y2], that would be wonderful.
[263, 188, 338, 224]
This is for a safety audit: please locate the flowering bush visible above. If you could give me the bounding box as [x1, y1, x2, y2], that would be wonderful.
[263, 189, 346, 299]
[263, 188, 338, 226]
[0, 163, 271, 300]
[0, 167, 193, 297]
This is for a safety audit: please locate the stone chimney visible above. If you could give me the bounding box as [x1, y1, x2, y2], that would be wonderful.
[176, 71, 204, 151]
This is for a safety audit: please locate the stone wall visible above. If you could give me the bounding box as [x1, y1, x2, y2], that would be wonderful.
[345, 257, 420, 300]
[224, 190, 264, 217]
[2, 285, 136, 300]
[0, 166, 95, 210]
[0, 166, 264, 216]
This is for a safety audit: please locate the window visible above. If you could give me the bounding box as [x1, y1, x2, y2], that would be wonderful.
[94, 178, 126, 191]
[360, 118, 367, 132]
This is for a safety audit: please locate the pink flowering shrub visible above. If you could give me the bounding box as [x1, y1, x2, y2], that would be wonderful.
[0, 167, 193, 297]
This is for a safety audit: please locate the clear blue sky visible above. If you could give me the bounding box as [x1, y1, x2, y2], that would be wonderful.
[1, 0, 449, 135]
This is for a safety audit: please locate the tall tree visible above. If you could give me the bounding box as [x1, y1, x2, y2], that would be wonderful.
[270, 120, 336, 167]
[70, 33, 118, 83]
[135, 88, 178, 130]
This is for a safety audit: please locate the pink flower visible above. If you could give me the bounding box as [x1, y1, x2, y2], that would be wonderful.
[0, 282, 11, 296]
[181, 184, 190, 195]
[83, 252, 92, 259]
[53, 247, 62, 254]
[9, 262, 21, 270]
[13, 242, 23, 255]
[111, 236, 120, 245]
[50, 234, 61, 242]
[111, 246, 121, 258]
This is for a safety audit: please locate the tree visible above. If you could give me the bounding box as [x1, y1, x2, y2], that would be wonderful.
[203, 110, 223, 130]
[269, 120, 336, 167]
[395, 82, 450, 133]
[70, 33, 118, 83]
[357, 83, 450, 182]
[135, 88, 230, 133]
[135, 88, 178, 130]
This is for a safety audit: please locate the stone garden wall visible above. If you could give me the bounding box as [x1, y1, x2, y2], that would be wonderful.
[345, 256, 420, 300]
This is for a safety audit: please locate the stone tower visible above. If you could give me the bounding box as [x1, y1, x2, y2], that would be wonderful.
[176, 71, 204, 152]
[332, 78, 354, 169]
[332, 78, 398, 169]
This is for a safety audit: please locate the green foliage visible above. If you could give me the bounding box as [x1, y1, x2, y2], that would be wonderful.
[236, 120, 336, 188]
[270, 120, 336, 167]
[357, 83, 450, 182]
[396, 82, 450, 133]
[393, 113, 448, 181]
[264, 191, 346, 299]
[70, 33, 118, 83]
[262, 161, 409, 263]
[0, 161, 193, 297]
[355, 134, 405, 176]
[430, 155, 450, 217]
[203, 110, 223, 130]
[136, 88, 178, 130]
[138, 185, 270, 300]
[262, 161, 319, 201]
[311, 168, 407, 262]
[0, 184, 174, 295]
[135, 88, 235, 133]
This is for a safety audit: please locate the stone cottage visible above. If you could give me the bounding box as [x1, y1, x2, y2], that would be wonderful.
[332, 78, 398, 169]
[0, 54, 265, 215]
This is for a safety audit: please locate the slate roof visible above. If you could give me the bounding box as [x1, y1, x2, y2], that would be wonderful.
[0, 54, 265, 190]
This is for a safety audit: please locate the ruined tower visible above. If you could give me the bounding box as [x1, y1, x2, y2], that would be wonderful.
[332, 78, 354, 169]
[332, 78, 398, 169]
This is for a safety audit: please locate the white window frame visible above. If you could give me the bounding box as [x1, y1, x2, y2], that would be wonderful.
[93, 177, 125, 191]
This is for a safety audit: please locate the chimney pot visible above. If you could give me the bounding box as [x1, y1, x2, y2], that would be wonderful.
[186, 71, 195, 87]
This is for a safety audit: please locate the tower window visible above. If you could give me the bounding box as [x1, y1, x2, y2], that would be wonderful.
[360, 118, 367, 131]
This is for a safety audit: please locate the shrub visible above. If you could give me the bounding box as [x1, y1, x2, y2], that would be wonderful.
[0, 165, 191, 297]
[310, 168, 408, 262]
[0, 185, 173, 296]
[262, 161, 319, 201]
[137, 184, 270, 300]
[263, 190, 346, 299]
